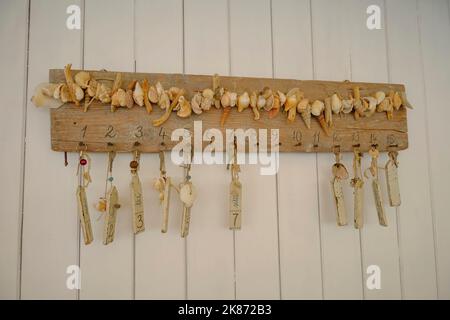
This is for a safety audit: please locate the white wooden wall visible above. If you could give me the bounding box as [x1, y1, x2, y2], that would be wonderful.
[1, 0, 449, 300]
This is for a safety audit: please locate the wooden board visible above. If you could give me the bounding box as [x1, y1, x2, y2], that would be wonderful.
[50, 70, 408, 153]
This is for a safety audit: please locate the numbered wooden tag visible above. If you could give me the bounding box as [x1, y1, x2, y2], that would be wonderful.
[180, 181, 195, 238]
[332, 177, 347, 226]
[229, 179, 242, 230]
[131, 173, 145, 234]
[351, 149, 364, 229]
[76, 186, 93, 245]
[386, 151, 401, 207]
[103, 186, 120, 245]
[372, 180, 387, 226]
[161, 177, 171, 233]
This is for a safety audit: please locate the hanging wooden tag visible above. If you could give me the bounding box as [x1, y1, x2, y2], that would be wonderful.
[229, 179, 242, 230]
[351, 149, 364, 229]
[180, 181, 195, 238]
[76, 185, 93, 245]
[181, 206, 191, 238]
[131, 173, 145, 234]
[161, 177, 171, 233]
[386, 151, 401, 207]
[332, 177, 347, 226]
[372, 179, 387, 226]
[103, 186, 120, 245]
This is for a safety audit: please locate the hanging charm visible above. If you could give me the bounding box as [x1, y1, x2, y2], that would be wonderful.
[130, 150, 145, 234]
[365, 146, 387, 226]
[76, 149, 93, 245]
[385, 151, 401, 207]
[350, 147, 364, 229]
[153, 151, 172, 233]
[102, 151, 121, 245]
[331, 148, 348, 226]
[179, 150, 196, 238]
[229, 139, 242, 230]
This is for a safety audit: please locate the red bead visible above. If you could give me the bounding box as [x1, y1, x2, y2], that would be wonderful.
[80, 159, 87, 166]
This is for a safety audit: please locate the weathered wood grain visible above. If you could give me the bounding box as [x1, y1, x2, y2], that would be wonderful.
[50, 70, 408, 153]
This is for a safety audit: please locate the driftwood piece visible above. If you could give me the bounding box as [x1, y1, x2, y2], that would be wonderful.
[76, 186, 93, 245]
[351, 150, 364, 229]
[130, 174, 145, 234]
[161, 177, 171, 233]
[386, 152, 401, 207]
[103, 186, 120, 245]
[49, 69, 409, 153]
[180, 206, 191, 238]
[332, 177, 347, 226]
[372, 180, 387, 226]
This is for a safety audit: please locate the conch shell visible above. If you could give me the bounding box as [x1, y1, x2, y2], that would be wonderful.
[297, 100, 311, 129]
[285, 88, 303, 111]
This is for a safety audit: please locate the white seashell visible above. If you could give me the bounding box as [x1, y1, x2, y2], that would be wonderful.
[221, 91, 231, 108]
[342, 98, 354, 113]
[264, 95, 274, 111]
[148, 86, 158, 103]
[74, 71, 90, 89]
[201, 97, 213, 110]
[116, 88, 127, 107]
[256, 95, 266, 109]
[177, 96, 192, 118]
[133, 81, 144, 107]
[60, 84, 71, 103]
[331, 93, 342, 114]
[191, 92, 203, 114]
[277, 91, 286, 106]
[202, 88, 214, 100]
[158, 91, 170, 109]
[363, 96, 377, 114]
[97, 84, 111, 103]
[237, 92, 250, 112]
[180, 183, 196, 208]
[311, 100, 324, 116]
[155, 82, 164, 97]
[73, 84, 84, 101]
[375, 91, 385, 104]
[31, 83, 64, 108]
[296, 98, 309, 112]
[229, 92, 237, 107]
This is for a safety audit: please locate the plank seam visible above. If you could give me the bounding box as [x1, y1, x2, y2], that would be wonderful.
[18, 0, 32, 301]
[415, 0, 440, 299]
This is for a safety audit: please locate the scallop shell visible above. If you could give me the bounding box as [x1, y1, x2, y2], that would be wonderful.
[363, 96, 377, 117]
[311, 100, 325, 116]
[74, 71, 90, 89]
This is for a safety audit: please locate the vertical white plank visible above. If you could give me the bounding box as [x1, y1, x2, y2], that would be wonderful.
[418, 0, 450, 299]
[385, 0, 437, 299]
[311, 0, 364, 299]
[0, 0, 28, 299]
[271, 0, 323, 299]
[134, 0, 186, 299]
[21, 0, 81, 299]
[80, 0, 134, 299]
[230, 0, 280, 299]
[184, 0, 235, 299]
[348, 0, 401, 299]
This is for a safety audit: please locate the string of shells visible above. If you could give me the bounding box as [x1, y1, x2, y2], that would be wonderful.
[33, 64, 412, 134]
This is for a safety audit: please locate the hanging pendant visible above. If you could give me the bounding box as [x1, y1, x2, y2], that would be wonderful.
[76, 150, 93, 245]
[331, 150, 348, 226]
[351, 147, 364, 229]
[103, 186, 120, 245]
[385, 151, 401, 207]
[154, 151, 172, 233]
[130, 151, 145, 234]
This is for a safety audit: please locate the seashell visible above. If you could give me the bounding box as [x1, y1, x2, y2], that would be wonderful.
[115, 88, 127, 107]
[125, 89, 134, 108]
[60, 84, 71, 103]
[158, 91, 170, 109]
[237, 92, 250, 112]
[353, 99, 366, 119]
[269, 94, 281, 118]
[393, 92, 402, 110]
[155, 82, 164, 97]
[229, 92, 237, 107]
[97, 84, 111, 104]
[213, 87, 224, 109]
[191, 92, 203, 114]
[202, 88, 214, 100]
[262, 87, 273, 99]
[375, 91, 385, 104]
[74, 71, 90, 89]
[177, 96, 192, 118]
[325, 97, 332, 126]
[73, 84, 84, 102]
[168, 87, 181, 101]
[256, 95, 266, 109]
[201, 96, 213, 110]
[332, 163, 349, 180]
[342, 98, 354, 113]
[95, 198, 107, 212]
[86, 79, 98, 97]
[284, 95, 297, 111]
[148, 86, 158, 103]
[331, 93, 342, 114]
[31, 83, 64, 108]
[296, 98, 309, 112]
[287, 106, 296, 122]
[250, 91, 257, 108]
[153, 177, 165, 192]
[111, 90, 120, 109]
[264, 95, 274, 111]
[311, 100, 325, 116]
[363, 96, 377, 117]
[299, 104, 311, 129]
[180, 183, 196, 208]
[141, 78, 152, 113]
[53, 83, 64, 100]
[252, 106, 260, 120]
[277, 91, 286, 106]
[221, 91, 231, 108]
[133, 81, 144, 107]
